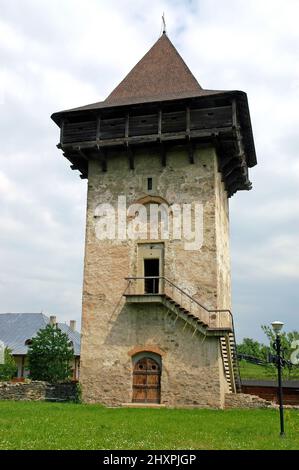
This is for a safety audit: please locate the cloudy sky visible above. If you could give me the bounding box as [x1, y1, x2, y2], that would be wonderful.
[0, 0, 298, 342]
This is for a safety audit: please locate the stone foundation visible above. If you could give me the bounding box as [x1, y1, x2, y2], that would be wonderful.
[225, 393, 273, 409]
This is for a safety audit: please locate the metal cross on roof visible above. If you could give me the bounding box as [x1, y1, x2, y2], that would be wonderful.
[162, 12, 167, 34]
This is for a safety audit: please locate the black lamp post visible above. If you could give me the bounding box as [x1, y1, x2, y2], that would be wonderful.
[271, 321, 285, 437]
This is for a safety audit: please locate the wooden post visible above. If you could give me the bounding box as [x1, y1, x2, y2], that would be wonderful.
[232, 99, 238, 129]
[96, 116, 101, 141]
[186, 107, 190, 137]
[125, 113, 129, 140]
[158, 109, 162, 139]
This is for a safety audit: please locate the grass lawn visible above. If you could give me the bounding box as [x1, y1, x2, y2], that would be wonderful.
[239, 360, 299, 380]
[0, 401, 298, 450]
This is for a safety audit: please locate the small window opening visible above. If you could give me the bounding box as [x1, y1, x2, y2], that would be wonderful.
[147, 178, 153, 191]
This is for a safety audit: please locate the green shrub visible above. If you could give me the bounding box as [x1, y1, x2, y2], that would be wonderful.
[28, 324, 74, 383]
[0, 348, 18, 381]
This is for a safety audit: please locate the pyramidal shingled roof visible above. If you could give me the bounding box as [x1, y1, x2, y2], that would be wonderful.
[105, 33, 203, 105]
[52, 33, 227, 118]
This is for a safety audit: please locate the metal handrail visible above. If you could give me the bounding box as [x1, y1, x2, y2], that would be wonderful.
[125, 275, 240, 391]
[125, 276, 232, 318]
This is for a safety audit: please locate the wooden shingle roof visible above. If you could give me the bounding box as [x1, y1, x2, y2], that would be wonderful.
[51, 32, 257, 173]
[106, 33, 207, 105]
[53, 33, 226, 116]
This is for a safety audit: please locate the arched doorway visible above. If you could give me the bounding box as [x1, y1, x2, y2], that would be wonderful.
[132, 355, 161, 404]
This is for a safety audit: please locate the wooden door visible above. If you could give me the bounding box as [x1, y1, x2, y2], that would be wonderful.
[132, 357, 161, 403]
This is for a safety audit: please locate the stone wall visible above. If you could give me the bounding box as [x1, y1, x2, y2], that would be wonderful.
[80, 145, 232, 407]
[0, 381, 78, 402]
[225, 393, 273, 409]
[215, 170, 231, 311]
[81, 302, 225, 407]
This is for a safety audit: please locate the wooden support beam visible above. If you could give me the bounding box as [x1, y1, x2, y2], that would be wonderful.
[77, 148, 88, 161]
[226, 169, 244, 186]
[93, 147, 107, 172]
[125, 114, 129, 140]
[158, 109, 162, 139]
[232, 99, 238, 129]
[227, 180, 244, 196]
[186, 107, 190, 137]
[96, 116, 101, 140]
[222, 157, 242, 177]
[218, 154, 235, 171]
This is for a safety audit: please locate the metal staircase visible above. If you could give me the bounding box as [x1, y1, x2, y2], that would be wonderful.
[124, 276, 241, 393]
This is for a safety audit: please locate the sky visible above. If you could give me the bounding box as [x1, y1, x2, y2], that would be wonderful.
[0, 0, 298, 342]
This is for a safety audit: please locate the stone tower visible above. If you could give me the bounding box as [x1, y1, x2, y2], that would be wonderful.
[52, 32, 256, 408]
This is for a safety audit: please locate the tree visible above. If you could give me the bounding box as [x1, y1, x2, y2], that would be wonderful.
[237, 337, 269, 361]
[261, 325, 299, 379]
[28, 324, 74, 383]
[0, 348, 18, 381]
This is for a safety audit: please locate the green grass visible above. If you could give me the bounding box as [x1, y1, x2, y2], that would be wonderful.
[0, 401, 298, 450]
[239, 360, 299, 380]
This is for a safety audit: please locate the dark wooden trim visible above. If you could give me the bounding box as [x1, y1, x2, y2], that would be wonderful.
[218, 154, 235, 171]
[77, 148, 88, 161]
[158, 109, 162, 139]
[125, 113, 129, 139]
[232, 99, 238, 129]
[186, 106, 190, 136]
[96, 116, 101, 140]
[222, 157, 242, 177]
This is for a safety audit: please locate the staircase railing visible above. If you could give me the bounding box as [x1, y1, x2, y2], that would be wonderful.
[125, 276, 233, 330]
[125, 275, 241, 392]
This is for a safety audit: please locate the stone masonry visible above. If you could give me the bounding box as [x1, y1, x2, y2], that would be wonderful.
[80, 145, 232, 407]
[0, 381, 77, 401]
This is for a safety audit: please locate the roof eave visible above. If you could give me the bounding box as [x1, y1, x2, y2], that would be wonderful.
[52, 89, 257, 168]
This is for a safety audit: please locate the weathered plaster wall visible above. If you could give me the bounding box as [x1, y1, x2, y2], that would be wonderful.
[81, 302, 223, 407]
[80, 145, 231, 407]
[215, 169, 231, 311]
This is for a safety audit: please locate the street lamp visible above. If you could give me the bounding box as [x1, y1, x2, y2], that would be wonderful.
[271, 320, 285, 437]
